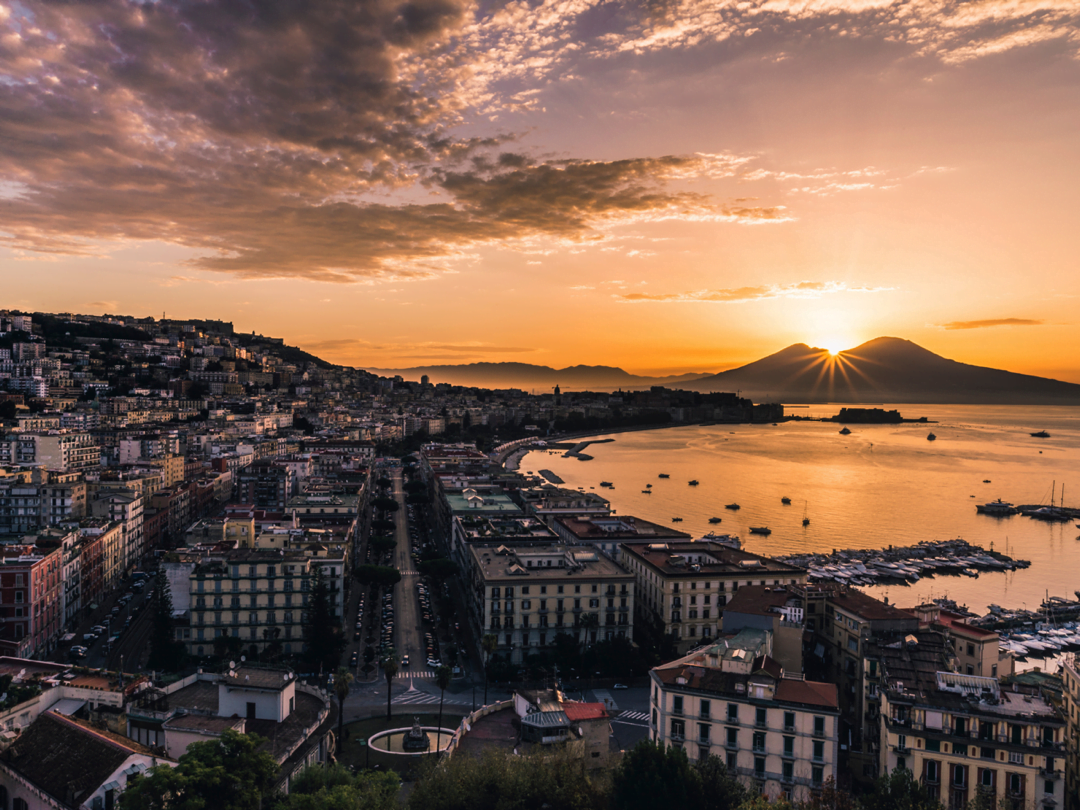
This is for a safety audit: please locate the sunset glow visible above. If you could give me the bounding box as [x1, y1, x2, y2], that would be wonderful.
[1, 0, 1078, 381]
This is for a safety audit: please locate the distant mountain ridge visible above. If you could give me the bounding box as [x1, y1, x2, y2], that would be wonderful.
[684, 337, 1080, 404]
[363, 362, 710, 391]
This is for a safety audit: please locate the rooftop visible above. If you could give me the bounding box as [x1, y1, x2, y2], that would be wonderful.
[470, 542, 632, 582]
[620, 540, 805, 577]
[556, 515, 691, 540]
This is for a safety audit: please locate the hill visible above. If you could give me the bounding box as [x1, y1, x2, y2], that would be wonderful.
[684, 337, 1080, 404]
[362, 362, 709, 391]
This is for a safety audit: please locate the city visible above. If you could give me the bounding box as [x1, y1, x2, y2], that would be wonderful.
[0, 310, 1074, 810]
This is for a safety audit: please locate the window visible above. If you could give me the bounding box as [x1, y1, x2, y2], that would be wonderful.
[726, 752, 737, 770]
[673, 696, 684, 715]
[754, 757, 766, 778]
[671, 719, 685, 740]
[752, 732, 765, 753]
[782, 761, 794, 783]
[728, 704, 739, 723]
[700, 699, 711, 719]
[783, 711, 796, 732]
[756, 706, 767, 727]
[522, 586, 530, 595]
[726, 727, 738, 748]
[813, 740, 825, 762]
[813, 716, 826, 737]
[783, 736, 794, 757]
[925, 760, 940, 783]
[698, 724, 710, 744]
[812, 766, 824, 787]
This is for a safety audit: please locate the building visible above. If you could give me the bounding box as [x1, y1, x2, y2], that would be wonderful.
[552, 515, 689, 559]
[125, 665, 333, 791]
[466, 541, 635, 665]
[182, 551, 313, 659]
[619, 540, 807, 655]
[907, 603, 1013, 679]
[0, 711, 171, 810]
[880, 671, 1065, 810]
[1058, 655, 1080, 810]
[649, 631, 840, 804]
[0, 543, 63, 658]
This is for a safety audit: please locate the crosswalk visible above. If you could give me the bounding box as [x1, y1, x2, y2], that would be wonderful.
[616, 710, 650, 723]
[400, 570, 421, 577]
[397, 671, 441, 680]
[393, 690, 471, 706]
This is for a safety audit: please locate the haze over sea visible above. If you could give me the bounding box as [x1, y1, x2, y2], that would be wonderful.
[521, 405, 1080, 617]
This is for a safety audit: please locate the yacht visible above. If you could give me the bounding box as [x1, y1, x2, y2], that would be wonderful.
[1031, 430, 1051, 438]
[839, 427, 851, 435]
[927, 432, 936, 441]
[976, 499, 1017, 516]
[781, 497, 791, 505]
[671, 517, 683, 523]
[749, 526, 772, 535]
[725, 503, 741, 510]
[658, 473, 670, 478]
[688, 480, 700, 486]
[708, 517, 722, 524]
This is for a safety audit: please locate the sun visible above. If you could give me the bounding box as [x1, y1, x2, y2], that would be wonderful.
[819, 337, 849, 356]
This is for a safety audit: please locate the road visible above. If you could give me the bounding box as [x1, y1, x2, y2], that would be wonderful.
[391, 468, 425, 678]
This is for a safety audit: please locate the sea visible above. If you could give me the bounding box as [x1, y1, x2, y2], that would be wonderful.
[520, 405, 1080, 634]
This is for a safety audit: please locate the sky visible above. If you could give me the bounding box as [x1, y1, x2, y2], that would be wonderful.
[1, 0, 1078, 381]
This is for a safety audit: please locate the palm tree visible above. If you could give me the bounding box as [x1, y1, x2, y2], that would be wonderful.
[435, 664, 452, 756]
[481, 634, 498, 705]
[382, 653, 398, 720]
[333, 666, 353, 755]
[578, 612, 599, 654]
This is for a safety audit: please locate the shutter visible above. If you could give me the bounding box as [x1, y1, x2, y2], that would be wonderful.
[925, 710, 943, 729]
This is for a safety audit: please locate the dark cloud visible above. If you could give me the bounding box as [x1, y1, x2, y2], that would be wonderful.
[0, 0, 784, 280]
[940, 318, 1046, 330]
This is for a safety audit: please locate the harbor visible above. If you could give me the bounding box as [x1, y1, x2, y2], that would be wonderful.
[776, 538, 1029, 587]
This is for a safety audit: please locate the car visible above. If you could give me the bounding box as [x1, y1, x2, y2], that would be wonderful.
[613, 683, 629, 690]
[70, 647, 88, 658]
[401, 655, 410, 668]
[91, 624, 107, 634]
[353, 630, 362, 641]
[83, 632, 98, 642]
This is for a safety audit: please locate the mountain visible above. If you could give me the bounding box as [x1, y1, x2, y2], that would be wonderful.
[684, 337, 1080, 404]
[362, 362, 710, 391]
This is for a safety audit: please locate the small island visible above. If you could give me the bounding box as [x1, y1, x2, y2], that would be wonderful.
[829, 408, 931, 424]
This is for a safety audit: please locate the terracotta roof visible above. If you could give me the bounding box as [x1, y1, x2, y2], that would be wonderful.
[563, 702, 609, 721]
[830, 589, 916, 622]
[773, 679, 839, 710]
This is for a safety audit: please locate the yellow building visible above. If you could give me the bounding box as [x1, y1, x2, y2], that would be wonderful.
[880, 671, 1065, 810]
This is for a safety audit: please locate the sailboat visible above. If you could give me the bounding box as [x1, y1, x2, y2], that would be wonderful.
[802, 501, 810, 527]
[1031, 481, 1071, 522]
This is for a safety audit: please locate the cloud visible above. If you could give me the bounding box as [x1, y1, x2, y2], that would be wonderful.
[617, 280, 894, 303]
[87, 300, 119, 311]
[940, 318, 1046, 330]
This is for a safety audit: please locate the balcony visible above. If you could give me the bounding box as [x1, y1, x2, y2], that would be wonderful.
[1040, 768, 1061, 779]
[697, 737, 711, 747]
[725, 739, 738, 750]
[670, 732, 686, 742]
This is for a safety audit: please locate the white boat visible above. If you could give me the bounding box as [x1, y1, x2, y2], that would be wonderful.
[976, 499, 1017, 516]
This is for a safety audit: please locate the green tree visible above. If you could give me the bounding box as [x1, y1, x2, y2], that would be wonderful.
[696, 754, 748, 810]
[407, 748, 603, 810]
[481, 634, 498, 704]
[120, 729, 279, 810]
[371, 519, 395, 534]
[416, 557, 456, 583]
[147, 569, 186, 671]
[435, 665, 452, 756]
[333, 666, 353, 755]
[277, 766, 399, 810]
[861, 768, 943, 810]
[373, 497, 400, 512]
[303, 566, 343, 672]
[382, 653, 399, 720]
[612, 741, 703, 810]
[354, 565, 402, 588]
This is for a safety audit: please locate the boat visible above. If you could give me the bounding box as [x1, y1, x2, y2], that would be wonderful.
[600, 481, 613, 488]
[976, 499, 1017, 516]
[927, 432, 936, 441]
[658, 473, 670, 478]
[708, 517, 722, 524]
[983, 479, 991, 483]
[725, 503, 740, 511]
[646, 484, 652, 488]
[688, 480, 700, 486]
[802, 517, 810, 526]
[802, 502, 810, 526]
[1031, 482, 1071, 521]
[839, 427, 851, 435]
[1031, 430, 1051, 438]
[700, 532, 741, 549]
[672, 517, 683, 522]
[749, 527, 772, 535]
[642, 490, 652, 494]
[781, 497, 791, 505]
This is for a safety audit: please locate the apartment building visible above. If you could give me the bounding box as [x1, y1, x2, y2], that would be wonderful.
[552, 515, 690, 559]
[0, 542, 63, 658]
[649, 633, 840, 804]
[619, 540, 807, 655]
[91, 491, 145, 575]
[519, 486, 612, 527]
[0, 474, 87, 534]
[183, 550, 313, 658]
[1058, 655, 1080, 810]
[880, 671, 1065, 810]
[466, 541, 635, 664]
[25, 432, 101, 471]
[907, 603, 1013, 679]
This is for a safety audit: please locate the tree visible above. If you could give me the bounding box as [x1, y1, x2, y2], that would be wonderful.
[435, 665, 452, 756]
[416, 557, 456, 583]
[354, 565, 402, 588]
[277, 766, 399, 810]
[695, 755, 748, 810]
[371, 519, 395, 534]
[577, 612, 600, 654]
[147, 568, 185, 671]
[0, 401, 16, 419]
[382, 653, 399, 720]
[481, 634, 498, 704]
[612, 741, 702, 810]
[368, 535, 396, 555]
[861, 768, 943, 810]
[796, 777, 855, 810]
[120, 729, 278, 810]
[373, 497, 400, 513]
[303, 566, 343, 672]
[407, 748, 603, 810]
[332, 666, 353, 755]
